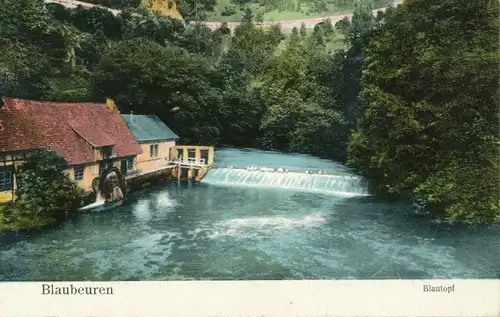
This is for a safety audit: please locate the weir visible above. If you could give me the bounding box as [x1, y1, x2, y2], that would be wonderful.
[201, 168, 369, 197]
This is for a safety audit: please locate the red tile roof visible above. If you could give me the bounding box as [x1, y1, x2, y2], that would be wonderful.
[0, 97, 143, 165]
[70, 122, 116, 147]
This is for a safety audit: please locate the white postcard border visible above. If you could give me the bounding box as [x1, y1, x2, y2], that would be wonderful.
[0, 280, 498, 317]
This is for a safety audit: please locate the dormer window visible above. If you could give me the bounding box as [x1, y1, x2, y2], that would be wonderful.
[101, 146, 114, 160]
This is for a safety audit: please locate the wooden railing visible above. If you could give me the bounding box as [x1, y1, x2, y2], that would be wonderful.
[170, 157, 207, 166]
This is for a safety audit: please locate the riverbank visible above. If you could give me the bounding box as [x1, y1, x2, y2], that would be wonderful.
[0, 167, 184, 233]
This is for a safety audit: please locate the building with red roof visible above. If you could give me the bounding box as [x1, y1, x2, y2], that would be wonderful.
[0, 97, 143, 202]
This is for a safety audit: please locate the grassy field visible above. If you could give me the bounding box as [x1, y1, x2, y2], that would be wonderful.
[205, 3, 355, 22]
[205, 0, 391, 22]
[262, 7, 353, 20]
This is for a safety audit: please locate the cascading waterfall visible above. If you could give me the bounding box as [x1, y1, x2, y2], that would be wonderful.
[201, 168, 369, 196]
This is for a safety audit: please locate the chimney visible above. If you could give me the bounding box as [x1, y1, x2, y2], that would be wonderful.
[106, 98, 119, 112]
[130, 111, 134, 123]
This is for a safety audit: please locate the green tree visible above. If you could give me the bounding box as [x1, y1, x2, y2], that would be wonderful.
[0, 149, 85, 231]
[345, 1, 376, 52]
[242, 7, 254, 24]
[299, 23, 307, 37]
[0, 0, 87, 99]
[268, 24, 285, 45]
[177, 23, 224, 61]
[122, 13, 185, 46]
[321, 18, 334, 36]
[334, 17, 350, 36]
[223, 19, 281, 76]
[46, 3, 73, 23]
[120, 12, 223, 60]
[291, 27, 299, 39]
[0, 0, 80, 69]
[323, 3, 381, 132]
[255, 11, 264, 25]
[92, 38, 224, 145]
[348, 0, 499, 224]
[311, 24, 325, 46]
[0, 40, 51, 99]
[259, 32, 348, 160]
[71, 6, 124, 40]
[176, 0, 217, 21]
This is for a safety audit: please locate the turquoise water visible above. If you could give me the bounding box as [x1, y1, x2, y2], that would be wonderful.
[0, 148, 498, 280]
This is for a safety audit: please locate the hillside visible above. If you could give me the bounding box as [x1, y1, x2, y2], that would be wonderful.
[81, 0, 184, 19]
[146, 0, 184, 20]
[205, 0, 392, 21]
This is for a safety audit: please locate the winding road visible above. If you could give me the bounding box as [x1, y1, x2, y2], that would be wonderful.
[44, 0, 401, 30]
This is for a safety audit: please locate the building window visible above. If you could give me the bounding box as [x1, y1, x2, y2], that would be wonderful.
[149, 144, 159, 157]
[121, 158, 134, 175]
[127, 158, 134, 170]
[200, 150, 209, 165]
[74, 165, 84, 181]
[0, 168, 12, 191]
[101, 146, 114, 160]
[99, 161, 113, 177]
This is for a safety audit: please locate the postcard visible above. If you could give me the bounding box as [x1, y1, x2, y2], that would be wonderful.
[0, 0, 498, 315]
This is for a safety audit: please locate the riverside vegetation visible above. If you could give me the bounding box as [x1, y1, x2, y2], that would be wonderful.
[0, 150, 86, 231]
[0, 0, 498, 230]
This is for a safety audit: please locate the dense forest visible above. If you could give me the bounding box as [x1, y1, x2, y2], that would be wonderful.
[0, 0, 498, 225]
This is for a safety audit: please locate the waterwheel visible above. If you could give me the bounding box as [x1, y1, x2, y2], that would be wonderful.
[97, 167, 128, 202]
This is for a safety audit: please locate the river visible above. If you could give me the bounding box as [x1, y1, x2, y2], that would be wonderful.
[0, 148, 498, 280]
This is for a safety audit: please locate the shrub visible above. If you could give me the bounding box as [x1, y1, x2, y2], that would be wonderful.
[221, 6, 237, 16]
[0, 149, 85, 232]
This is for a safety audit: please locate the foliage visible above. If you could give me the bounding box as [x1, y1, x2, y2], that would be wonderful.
[347, 0, 500, 224]
[299, 23, 307, 36]
[92, 38, 225, 145]
[259, 29, 350, 160]
[0, 150, 85, 232]
[223, 13, 283, 76]
[71, 6, 124, 39]
[0, 0, 80, 69]
[335, 17, 350, 35]
[0, 40, 51, 99]
[177, 0, 217, 20]
[221, 6, 237, 16]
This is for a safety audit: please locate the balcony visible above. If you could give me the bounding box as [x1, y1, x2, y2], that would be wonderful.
[169, 146, 214, 167]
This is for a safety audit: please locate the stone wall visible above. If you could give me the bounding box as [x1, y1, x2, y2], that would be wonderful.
[126, 169, 175, 194]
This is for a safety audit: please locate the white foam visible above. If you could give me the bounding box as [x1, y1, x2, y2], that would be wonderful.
[132, 199, 152, 221]
[207, 214, 326, 238]
[202, 168, 369, 197]
[155, 192, 178, 209]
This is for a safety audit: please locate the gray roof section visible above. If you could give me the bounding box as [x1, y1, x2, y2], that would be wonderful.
[121, 114, 179, 142]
